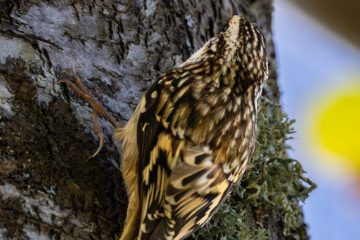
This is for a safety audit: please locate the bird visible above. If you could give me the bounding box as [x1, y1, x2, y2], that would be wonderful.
[60, 0, 268, 239]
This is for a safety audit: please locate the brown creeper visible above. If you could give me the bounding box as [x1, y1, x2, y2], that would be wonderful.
[60, 1, 268, 239]
[117, 3, 268, 240]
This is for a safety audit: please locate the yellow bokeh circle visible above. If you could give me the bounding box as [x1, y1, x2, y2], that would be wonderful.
[310, 81, 360, 175]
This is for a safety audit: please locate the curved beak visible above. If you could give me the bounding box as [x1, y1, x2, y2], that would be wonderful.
[230, 0, 240, 16]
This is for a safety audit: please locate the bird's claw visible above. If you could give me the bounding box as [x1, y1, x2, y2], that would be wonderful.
[59, 70, 117, 158]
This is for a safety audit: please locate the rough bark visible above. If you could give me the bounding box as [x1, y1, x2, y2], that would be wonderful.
[0, 0, 314, 239]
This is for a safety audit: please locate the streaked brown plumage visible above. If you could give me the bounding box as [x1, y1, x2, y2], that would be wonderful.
[116, 6, 268, 240]
[60, 1, 268, 239]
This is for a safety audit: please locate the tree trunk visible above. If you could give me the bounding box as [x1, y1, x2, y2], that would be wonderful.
[0, 0, 315, 239]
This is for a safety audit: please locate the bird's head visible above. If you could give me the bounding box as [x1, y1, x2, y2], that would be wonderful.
[221, 2, 268, 88]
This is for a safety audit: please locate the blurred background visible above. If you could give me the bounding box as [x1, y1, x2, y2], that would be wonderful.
[273, 0, 360, 239]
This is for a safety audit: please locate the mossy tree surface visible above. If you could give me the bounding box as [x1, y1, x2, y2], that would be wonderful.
[0, 0, 315, 239]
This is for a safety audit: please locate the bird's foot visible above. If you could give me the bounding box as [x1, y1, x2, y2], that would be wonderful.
[59, 69, 118, 158]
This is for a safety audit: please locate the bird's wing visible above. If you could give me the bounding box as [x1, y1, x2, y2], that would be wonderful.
[138, 136, 231, 240]
[135, 68, 231, 239]
[152, 146, 231, 240]
[135, 72, 184, 239]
